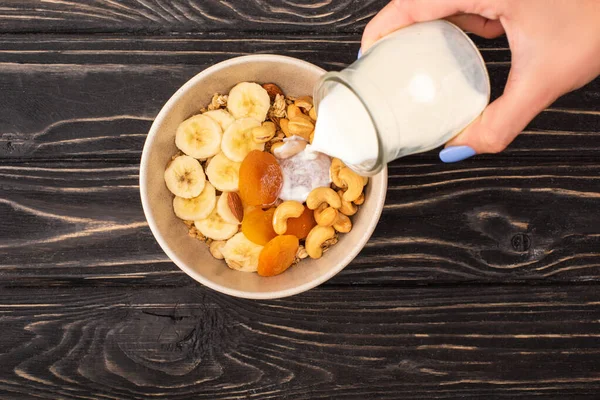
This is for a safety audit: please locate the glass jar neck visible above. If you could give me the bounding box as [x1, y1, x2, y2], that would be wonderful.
[313, 70, 394, 176]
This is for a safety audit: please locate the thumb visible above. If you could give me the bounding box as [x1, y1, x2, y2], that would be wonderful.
[440, 81, 554, 161]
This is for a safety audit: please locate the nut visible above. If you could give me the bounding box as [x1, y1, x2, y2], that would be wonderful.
[251, 121, 276, 143]
[280, 118, 290, 136]
[294, 95, 313, 111]
[333, 213, 352, 233]
[272, 138, 307, 159]
[309, 131, 314, 143]
[305, 226, 336, 259]
[362, 176, 369, 186]
[273, 201, 305, 235]
[288, 116, 314, 141]
[296, 245, 309, 259]
[287, 104, 303, 119]
[354, 192, 365, 205]
[337, 190, 358, 216]
[227, 192, 244, 222]
[314, 204, 338, 227]
[209, 240, 226, 259]
[262, 83, 284, 100]
[309, 106, 317, 121]
[270, 142, 284, 155]
[339, 167, 365, 202]
[306, 187, 342, 210]
[330, 158, 346, 188]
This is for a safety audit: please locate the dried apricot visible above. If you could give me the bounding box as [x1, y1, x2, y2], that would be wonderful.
[258, 235, 300, 277]
[285, 206, 316, 239]
[239, 150, 283, 206]
[242, 207, 277, 245]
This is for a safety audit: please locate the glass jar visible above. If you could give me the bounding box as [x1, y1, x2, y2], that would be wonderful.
[313, 20, 490, 175]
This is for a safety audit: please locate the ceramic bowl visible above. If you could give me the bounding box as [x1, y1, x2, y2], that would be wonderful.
[140, 55, 387, 299]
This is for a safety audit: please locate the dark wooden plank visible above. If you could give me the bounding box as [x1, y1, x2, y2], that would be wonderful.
[3, 160, 600, 284]
[0, 284, 597, 399]
[0, 35, 597, 162]
[0, 0, 389, 34]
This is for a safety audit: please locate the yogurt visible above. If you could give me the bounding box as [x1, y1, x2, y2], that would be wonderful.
[277, 138, 332, 203]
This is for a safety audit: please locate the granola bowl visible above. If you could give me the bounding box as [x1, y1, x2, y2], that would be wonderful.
[140, 55, 387, 299]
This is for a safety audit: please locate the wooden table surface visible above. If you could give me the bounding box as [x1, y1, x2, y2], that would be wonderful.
[1, 1, 600, 399]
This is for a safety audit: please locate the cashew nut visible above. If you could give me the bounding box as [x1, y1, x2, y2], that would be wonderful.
[330, 158, 346, 188]
[294, 95, 313, 111]
[251, 121, 276, 143]
[306, 187, 342, 210]
[209, 240, 226, 259]
[339, 167, 365, 202]
[309, 107, 317, 121]
[288, 115, 314, 141]
[287, 104, 302, 119]
[314, 204, 338, 227]
[270, 141, 284, 155]
[353, 192, 365, 205]
[337, 189, 358, 216]
[279, 118, 290, 136]
[305, 225, 336, 259]
[333, 213, 352, 233]
[272, 138, 307, 159]
[272, 201, 305, 234]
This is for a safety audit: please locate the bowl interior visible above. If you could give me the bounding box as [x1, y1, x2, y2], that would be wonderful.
[141, 55, 387, 299]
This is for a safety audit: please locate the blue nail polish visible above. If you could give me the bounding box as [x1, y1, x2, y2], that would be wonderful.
[439, 146, 476, 163]
[357, 48, 362, 59]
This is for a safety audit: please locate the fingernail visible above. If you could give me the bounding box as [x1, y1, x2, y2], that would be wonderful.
[357, 48, 362, 59]
[439, 146, 476, 163]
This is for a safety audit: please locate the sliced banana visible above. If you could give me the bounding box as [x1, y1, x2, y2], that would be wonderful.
[164, 155, 206, 199]
[175, 114, 222, 159]
[217, 192, 241, 224]
[194, 200, 239, 240]
[221, 118, 265, 162]
[227, 82, 271, 122]
[173, 182, 216, 221]
[203, 109, 235, 131]
[206, 152, 241, 192]
[221, 232, 264, 272]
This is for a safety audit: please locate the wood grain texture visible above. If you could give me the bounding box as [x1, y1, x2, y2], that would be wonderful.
[2, 2, 600, 398]
[0, 284, 597, 399]
[3, 160, 600, 284]
[0, 0, 389, 34]
[0, 35, 598, 162]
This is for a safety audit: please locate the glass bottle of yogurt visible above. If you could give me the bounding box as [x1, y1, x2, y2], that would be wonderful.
[310, 20, 490, 175]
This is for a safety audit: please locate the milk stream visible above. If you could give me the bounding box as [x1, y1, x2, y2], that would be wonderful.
[308, 22, 488, 171]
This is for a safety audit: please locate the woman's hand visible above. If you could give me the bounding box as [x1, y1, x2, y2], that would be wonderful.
[362, 0, 600, 162]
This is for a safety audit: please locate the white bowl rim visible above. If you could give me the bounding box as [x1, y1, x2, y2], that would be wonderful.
[140, 54, 388, 300]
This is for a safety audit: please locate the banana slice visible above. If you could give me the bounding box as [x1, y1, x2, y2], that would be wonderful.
[173, 182, 216, 221]
[217, 192, 241, 224]
[194, 200, 239, 240]
[206, 152, 241, 192]
[221, 232, 263, 272]
[227, 82, 271, 122]
[175, 114, 222, 159]
[203, 109, 235, 131]
[164, 155, 206, 198]
[221, 118, 265, 162]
